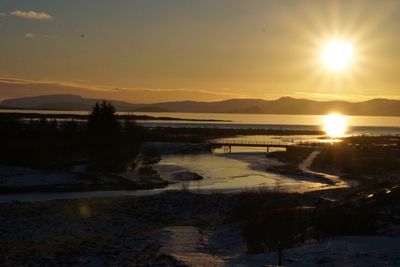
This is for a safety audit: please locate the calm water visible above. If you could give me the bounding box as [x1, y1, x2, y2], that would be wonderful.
[2, 109, 400, 134]
[154, 152, 325, 192]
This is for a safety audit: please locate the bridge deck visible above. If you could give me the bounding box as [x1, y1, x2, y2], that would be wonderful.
[208, 140, 292, 148]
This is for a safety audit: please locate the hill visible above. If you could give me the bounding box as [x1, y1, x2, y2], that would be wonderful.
[1, 94, 400, 116]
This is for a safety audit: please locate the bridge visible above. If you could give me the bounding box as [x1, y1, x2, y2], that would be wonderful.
[208, 140, 294, 153]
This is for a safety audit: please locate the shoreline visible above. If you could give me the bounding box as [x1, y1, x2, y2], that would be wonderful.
[0, 112, 230, 122]
[219, 151, 349, 191]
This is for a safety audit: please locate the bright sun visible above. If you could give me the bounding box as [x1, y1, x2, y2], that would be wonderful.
[321, 40, 353, 71]
[323, 113, 347, 138]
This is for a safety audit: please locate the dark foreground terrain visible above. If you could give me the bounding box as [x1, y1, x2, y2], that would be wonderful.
[1, 184, 400, 266]
[1, 108, 400, 266]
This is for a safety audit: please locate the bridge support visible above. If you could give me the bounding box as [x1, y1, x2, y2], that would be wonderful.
[223, 145, 232, 153]
[210, 140, 291, 153]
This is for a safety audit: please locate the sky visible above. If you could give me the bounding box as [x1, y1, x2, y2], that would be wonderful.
[1, 0, 400, 103]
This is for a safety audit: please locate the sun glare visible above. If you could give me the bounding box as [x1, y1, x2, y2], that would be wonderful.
[321, 40, 353, 71]
[323, 113, 347, 138]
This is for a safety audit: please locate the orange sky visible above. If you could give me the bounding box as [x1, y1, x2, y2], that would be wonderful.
[1, 0, 400, 103]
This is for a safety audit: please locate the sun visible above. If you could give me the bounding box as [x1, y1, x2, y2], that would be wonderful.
[323, 113, 347, 138]
[321, 40, 354, 71]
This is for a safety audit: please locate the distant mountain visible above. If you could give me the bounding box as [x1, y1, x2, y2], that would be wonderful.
[0, 94, 145, 111]
[2, 94, 400, 116]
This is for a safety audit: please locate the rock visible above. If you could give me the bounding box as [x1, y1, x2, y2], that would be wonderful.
[139, 148, 162, 165]
[138, 166, 158, 176]
[173, 172, 203, 182]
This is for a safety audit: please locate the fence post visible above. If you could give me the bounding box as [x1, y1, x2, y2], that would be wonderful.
[278, 241, 282, 266]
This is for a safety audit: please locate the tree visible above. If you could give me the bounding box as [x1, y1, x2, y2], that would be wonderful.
[86, 102, 146, 172]
[88, 101, 120, 139]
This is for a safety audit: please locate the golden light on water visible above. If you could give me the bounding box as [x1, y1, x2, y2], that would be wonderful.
[321, 40, 354, 71]
[323, 113, 347, 138]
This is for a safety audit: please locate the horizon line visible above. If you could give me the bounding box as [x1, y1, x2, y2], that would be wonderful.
[2, 93, 400, 105]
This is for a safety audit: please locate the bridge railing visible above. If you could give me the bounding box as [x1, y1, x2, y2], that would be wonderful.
[207, 140, 291, 146]
[207, 139, 318, 147]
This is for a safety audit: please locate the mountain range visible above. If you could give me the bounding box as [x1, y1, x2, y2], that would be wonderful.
[1, 94, 400, 116]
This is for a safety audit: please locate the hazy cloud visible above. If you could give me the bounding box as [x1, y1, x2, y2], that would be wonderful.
[293, 91, 400, 101]
[10, 10, 53, 20]
[23, 33, 59, 39]
[0, 77, 246, 103]
[25, 33, 34, 39]
[43, 34, 59, 39]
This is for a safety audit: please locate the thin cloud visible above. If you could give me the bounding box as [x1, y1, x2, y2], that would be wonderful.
[115, 86, 246, 98]
[293, 91, 400, 101]
[43, 34, 58, 39]
[23, 33, 58, 39]
[0, 77, 247, 103]
[10, 10, 53, 20]
[25, 33, 34, 39]
[0, 77, 245, 98]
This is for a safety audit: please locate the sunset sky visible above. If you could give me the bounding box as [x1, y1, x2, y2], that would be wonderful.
[1, 0, 400, 103]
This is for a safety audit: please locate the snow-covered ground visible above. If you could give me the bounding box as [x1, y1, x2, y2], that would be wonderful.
[229, 236, 400, 266]
[1, 186, 399, 266]
[159, 226, 225, 266]
[157, 226, 400, 266]
[157, 225, 400, 266]
[0, 165, 83, 187]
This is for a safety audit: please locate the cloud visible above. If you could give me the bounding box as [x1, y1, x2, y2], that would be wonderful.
[0, 77, 247, 103]
[43, 34, 58, 39]
[0, 12, 6, 17]
[293, 91, 400, 102]
[25, 33, 34, 39]
[10, 10, 53, 20]
[23, 33, 59, 39]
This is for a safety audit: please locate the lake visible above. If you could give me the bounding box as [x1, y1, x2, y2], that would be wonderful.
[2, 109, 400, 135]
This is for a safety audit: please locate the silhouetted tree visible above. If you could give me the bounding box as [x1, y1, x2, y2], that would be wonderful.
[88, 101, 120, 139]
[87, 101, 129, 171]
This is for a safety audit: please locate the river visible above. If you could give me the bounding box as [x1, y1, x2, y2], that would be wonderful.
[0, 151, 328, 203]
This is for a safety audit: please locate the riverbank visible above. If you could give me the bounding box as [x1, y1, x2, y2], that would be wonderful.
[220, 151, 348, 192]
[0, 141, 346, 202]
[2, 134, 399, 200]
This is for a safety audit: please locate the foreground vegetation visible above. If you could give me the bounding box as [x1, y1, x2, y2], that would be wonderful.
[0, 102, 144, 172]
[313, 136, 400, 180]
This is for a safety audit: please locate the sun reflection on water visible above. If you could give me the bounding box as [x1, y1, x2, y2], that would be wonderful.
[323, 113, 347, 138]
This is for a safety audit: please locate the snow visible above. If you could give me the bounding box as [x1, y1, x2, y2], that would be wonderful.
[0, 165, 82, 187]
[298, 150, 349, 188]
[228, 236, 400, 266]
